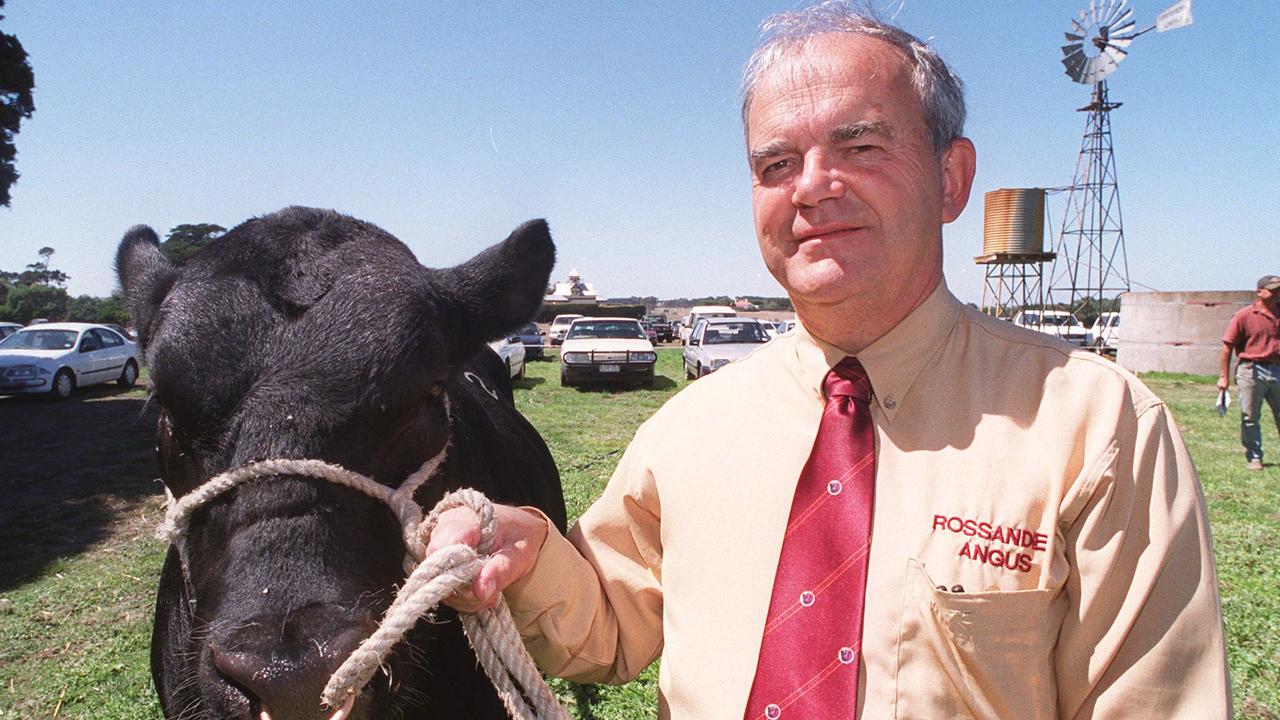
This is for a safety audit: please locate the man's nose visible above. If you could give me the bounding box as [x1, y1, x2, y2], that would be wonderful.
[791, 152, 846, 207]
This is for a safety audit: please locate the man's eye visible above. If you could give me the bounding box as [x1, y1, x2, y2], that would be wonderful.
[846, 144, 881, 154]
[760, 158, 793, 179]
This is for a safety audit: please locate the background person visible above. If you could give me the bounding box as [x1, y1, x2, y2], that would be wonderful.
[427, 4, 1231, 717]
[1218, 274, 1280, 470]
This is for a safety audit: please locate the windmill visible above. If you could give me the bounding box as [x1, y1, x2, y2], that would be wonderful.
[1044, 0, 1193, 338]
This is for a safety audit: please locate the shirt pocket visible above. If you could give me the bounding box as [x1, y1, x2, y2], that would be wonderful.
[895, 559, 1066, 720]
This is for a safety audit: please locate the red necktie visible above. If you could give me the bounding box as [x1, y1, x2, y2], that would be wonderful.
[744, 357, 876, 720]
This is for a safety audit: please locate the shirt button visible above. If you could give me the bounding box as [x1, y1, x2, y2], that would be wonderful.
[883, 396, 897, 409]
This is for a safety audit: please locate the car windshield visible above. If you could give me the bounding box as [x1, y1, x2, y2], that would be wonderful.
[702, 321, 769, 344]
[0, 329, 79, 350]
[1042, 314, 1080, 327]
[566, 321, 646, 340]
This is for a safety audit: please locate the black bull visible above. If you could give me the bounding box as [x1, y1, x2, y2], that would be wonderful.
[116, 207, 568, 719]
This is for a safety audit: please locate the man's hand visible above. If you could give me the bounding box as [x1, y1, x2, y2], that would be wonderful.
[1217, 374, 1230, 392]
[421, 503, 549, 613]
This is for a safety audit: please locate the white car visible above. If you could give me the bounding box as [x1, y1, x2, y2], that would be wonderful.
[683, 317, 771, 379]
[1091, 311, 1121, 350]
[560, 317, 657, 388]
[1011, 309, 1092, 347]
[0, 322, 21, 340]
[679, 305, 737, 344]
[547, 314, 584, 346]
[488, 336, 526, 380]
[0, 322, 142, 399]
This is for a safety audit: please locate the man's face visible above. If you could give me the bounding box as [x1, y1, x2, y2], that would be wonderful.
[746, 34, 973, 312]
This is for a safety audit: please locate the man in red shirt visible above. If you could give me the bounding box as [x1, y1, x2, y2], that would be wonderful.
[1219, 274, 1280, 470]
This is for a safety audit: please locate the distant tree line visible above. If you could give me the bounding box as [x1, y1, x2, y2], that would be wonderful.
[0, 223, 225, 325]
[653, 296, 793, 311]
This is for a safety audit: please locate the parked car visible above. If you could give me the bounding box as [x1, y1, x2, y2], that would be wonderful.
[775, 319, 797, 336]
[488, 336, 526, 380]
[639, 321, 659, 343]
[1091, 311, 1121, 350]
[1010, 309, 1091, 347]
[683, 317, 771, 379]
[547, 314, 584, 346]
[560, 317, 657, 388]
[0, 322, 142, 399]
[679, 305, 737, 344]
[0, 322, 20, 340]
[512, 322, 546, 360]
[642, 314, 675, 343]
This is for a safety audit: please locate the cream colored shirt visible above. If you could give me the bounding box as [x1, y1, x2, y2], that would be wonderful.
[507, 284, 1231, 719]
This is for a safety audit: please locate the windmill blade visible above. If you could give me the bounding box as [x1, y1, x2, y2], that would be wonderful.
[1102, 0, 1125, 25]
[1102, 45, 1128, 62]
[1062, 43, 1086, 56]
[1072, 17, 1088, 34]
[1065, 32, 1084, 42]
[1156, 0, 1193, 31]
[1108, 35, 1134, 48]
[1112, 19, 1137, 36]
[1113, 8, 1134, 27]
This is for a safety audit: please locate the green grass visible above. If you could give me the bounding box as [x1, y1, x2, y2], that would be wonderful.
[1141, 374, 1280, 717]
[1, 353, 1276, 717]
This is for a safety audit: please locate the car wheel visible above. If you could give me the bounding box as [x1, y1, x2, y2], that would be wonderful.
[51, 369, 75, 400]
[646, 371, 656, 389]
[560, 368, 572, 388]
[684, 361, 695, 381]
[696, 362, 704, 378]
[118, 359, 139, 388]
[514, 360, 525, 380]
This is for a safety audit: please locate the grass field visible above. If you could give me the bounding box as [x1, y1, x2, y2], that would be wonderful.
[0, 353, 1276, 718]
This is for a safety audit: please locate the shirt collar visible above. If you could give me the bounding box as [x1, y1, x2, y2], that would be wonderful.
[789, 282, 961, 422]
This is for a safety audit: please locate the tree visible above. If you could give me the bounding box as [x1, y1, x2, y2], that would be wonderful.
[65, 294, 101, 322]
[18, 245, 68, 286]
[0, 283, 67, 323]
[0, 0, 36, 207]
[95, 292, 130, 325]
[162, 223, 226, 265]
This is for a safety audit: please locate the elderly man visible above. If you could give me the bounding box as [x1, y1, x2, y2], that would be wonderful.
[429, 5, 1231, 718]
[1219, 274, 1280, 470]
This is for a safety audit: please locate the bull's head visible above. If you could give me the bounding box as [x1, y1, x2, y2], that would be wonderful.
[117, 207, 556, 719]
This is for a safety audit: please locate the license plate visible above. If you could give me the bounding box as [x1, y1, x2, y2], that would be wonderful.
[599, 364, 620, 373]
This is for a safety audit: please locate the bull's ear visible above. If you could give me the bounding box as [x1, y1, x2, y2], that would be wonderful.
[436, 219, 554, 356]
[115, 225, 178, 350]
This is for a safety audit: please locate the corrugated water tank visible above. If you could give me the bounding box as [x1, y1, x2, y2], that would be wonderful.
[983, 188, 1045, 256]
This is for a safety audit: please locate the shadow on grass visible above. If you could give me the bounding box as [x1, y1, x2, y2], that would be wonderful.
[0, 387, 160, 592]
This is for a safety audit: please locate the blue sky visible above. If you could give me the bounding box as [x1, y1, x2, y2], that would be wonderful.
[1, 1, 1276, 304]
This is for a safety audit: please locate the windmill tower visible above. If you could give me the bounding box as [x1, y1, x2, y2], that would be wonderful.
[1045, 0, 1193, 328]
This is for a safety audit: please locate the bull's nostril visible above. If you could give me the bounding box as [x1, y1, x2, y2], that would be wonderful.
[209, 607, 374, 720]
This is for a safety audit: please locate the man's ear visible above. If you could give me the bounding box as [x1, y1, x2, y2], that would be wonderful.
[115, 225, 178, 350]
[433, 219, 555, 361]
[940, 137, 977, 224]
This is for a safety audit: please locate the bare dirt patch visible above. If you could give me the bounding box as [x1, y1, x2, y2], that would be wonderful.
[0, 386, 161, 592]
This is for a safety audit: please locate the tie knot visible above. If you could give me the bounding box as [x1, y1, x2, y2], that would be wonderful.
[824, 358, 872, 404]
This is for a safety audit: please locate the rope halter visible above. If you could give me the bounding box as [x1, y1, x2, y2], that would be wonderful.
[156, 448, 569, 719]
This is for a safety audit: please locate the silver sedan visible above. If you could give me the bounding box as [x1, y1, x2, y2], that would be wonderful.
[0, 322, 142, 399]
[682, 318, 771, 379]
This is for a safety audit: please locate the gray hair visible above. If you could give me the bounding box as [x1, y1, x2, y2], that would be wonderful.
[740, 1, 966, 155]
